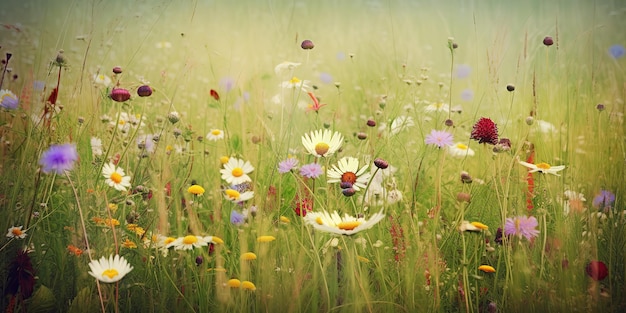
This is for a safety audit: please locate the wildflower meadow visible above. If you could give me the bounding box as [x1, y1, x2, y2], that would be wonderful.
[1, 0, 625, 312]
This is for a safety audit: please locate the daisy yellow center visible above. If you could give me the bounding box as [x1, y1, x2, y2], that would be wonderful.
[315, 142, 330, 156]
[211, 129, 222, 136]
[435, 103, 444, 108]
[183, 235, 198, 245]
[536, 162, 551, 170]
[11, 228, 22, 236]
[456, 143, 468, 150]
[289, 77, 301, 84]
[225, 189, 240, 200]
[110, 172, 123, 184]
[315, 217, 323, 225]
[231, 167, 244, 177]
[341, 172, 357, 184]
[119, 120, 126, 125]
[338, 221, 361, 230]
[164, 237, 175, 245]
[102, 269, 119, 279]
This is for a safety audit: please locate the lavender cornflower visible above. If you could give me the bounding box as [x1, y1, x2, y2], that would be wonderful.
[0, 89, 18, 110]
[593, 190, 615, 211]
[425, 129, 454, 148]
[609, 44, 625, 59]
[299, 163, 323, 179]
[230, 210, 245, 226]
[278, 158, 299, 174]
[39, 144, 79, 174]
[504, 215, 539, 241]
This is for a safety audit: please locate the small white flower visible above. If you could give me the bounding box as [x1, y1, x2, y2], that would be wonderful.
[519, 160, 566, 176]
[447, 143, 475, 158]
[274, 61, 301, 76]
[91, 137, 103, 157]
[327, 157, 371, 191]
[87, 254, 133, 283]
[304, 209, 385, 236]
[206, 129, 225, 141]
[301, 129, 344, 158]
[102, 163, 132, 191]
[6, 226, 27, 239]
[93, 73, 112, 87]
[220, 158, 254, 185]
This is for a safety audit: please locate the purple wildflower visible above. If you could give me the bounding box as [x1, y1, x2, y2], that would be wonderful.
[504, 215, 539, 241]
[593, 190, 615, 211]
[299, 163, 323, 179]
[230, 210, 245, 226]
[0, 89, 19, 109]
[278, 158, 299, 174]
[39, 143, 79, 174]
[609, 44, 625, 59]
[455, 64, 471, 79]
[425, 129, 454, 148]
[460, 89, 474, 101]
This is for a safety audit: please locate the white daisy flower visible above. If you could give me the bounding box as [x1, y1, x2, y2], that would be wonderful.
[424, 102, 450, 113]
[87, 254, 133, 283]
[304, 209, 385, 236]
[327, 157, 371, 191]
[166, 235, 209, 250]
[274, 61, 301, 76]
[220, 158, 254, 185]
[102, 163, 132, 191]
[535, 120, 558, 133]
[6, 226, 27, 239]
[166, 235, 223, 250]
[91, 137, 103, 157]
[447, 142, 475, 158]
[280, 76, 310, 91]
[206, 129, 225, 141]
[389, 115, 414, 135]
[301, 129, 344, 158]
[518, 160, 566, 176]
[224, 189, 254, 203]
[93, 73, 112, 87]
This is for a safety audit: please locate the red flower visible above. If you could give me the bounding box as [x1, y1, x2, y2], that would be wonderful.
[47, 87, 58, 105]
[389, 215, 406, 262]
[6, 249, 36, 299]
[306, 92, 326, 112]
[210, 89, 220, 101]
[110, 87, 131, 102]
[470, 117, 498, 145]
[293, 194, 313, 216]
[586, 260, 608, 281]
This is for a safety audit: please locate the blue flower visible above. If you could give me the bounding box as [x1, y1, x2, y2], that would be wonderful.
[230, 210, 245, 226]
[593, 190, 615, 211]
[455, 64, 471, 79]
[0, 89, 18, 110]
[39, 144, 79, 174]
[278, 158, 298, 174]
[299, 163, 323, 179]
[609, 44, 625, 59]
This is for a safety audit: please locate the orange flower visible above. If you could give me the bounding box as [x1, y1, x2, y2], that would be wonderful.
[67, 245, 83, 256]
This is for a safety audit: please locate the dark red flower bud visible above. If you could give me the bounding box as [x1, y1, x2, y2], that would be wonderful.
[110, 88, 131, 102]
[543, 36, 554, 46]
[374, 158, 389, 169]
[586, 260, 608, 281]
[137, 85, 153, 97]
[301, 40, 315, 50]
